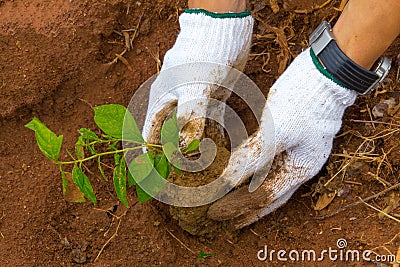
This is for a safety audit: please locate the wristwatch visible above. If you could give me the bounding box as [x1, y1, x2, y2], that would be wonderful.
[309, 21, 391, 95]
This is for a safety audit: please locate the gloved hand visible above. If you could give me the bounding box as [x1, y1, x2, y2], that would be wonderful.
[207, 48, 357, 229]
[142, 9, 254, 147]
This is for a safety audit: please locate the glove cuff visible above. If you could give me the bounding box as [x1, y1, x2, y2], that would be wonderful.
[310, 48, 347, 89]
[161, 9, 254, 71]
[304, 48, 358, 108]
[184, 8, 251, 18]
[267, 48, 357, 130]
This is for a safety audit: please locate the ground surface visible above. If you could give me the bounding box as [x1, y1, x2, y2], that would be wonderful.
[0, 0, 399, 266]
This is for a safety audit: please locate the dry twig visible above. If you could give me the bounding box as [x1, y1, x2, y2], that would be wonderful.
[166, 229, 196, 255]
[115, 53, 133, 71]
[130, 10, 145, 48]
[294, 0, 333, 14]
[351, 119, 400, 128]
[106, 48, 127, 65]
[359, 197, 400, 223]
[329, 127, 399, 188]
[315, 182, 400, 220]
[94, 214, 124, 262]
[146, 46, 162, 73]
[334, 0, 348, 11]
[93, 203, 134, 263]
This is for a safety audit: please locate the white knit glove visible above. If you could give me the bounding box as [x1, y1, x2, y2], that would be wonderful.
[143, 10, 254, 146]
[207, 48, 357, 229]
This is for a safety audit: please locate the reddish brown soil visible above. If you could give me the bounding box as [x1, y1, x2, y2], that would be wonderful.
[0, 0, 399, 266]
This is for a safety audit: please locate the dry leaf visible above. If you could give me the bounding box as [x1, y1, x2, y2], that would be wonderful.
[253, 0, 268, 13]
[272, 26, 290, 76]
[372, 98, 396, 118]
[269, 0, 280, 13]
[378, 191, 399, 218]
[64, 172, 86, 203]
[314, 191, 336, 211]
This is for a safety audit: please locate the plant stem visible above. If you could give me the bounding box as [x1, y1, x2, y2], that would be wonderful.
[145, 143, 163, 148]
[88, 139, 121, 146]
[57, 146, 144, 165]
[87, 138, 145, 147]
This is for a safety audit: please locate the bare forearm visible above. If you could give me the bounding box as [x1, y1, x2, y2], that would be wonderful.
[333, 0, 400, 69]
[188, 0, 247, 13]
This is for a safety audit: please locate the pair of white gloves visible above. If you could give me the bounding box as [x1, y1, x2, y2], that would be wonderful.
[142, 10, 357, 229]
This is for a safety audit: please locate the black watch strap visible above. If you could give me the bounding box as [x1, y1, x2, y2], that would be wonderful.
[318, 40, 378, 94]
[309, 21, 391, 95]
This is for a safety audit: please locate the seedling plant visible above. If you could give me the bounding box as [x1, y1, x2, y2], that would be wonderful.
[25, 104, 200, 207]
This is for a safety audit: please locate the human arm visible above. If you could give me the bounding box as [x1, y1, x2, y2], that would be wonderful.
[333, 0, 400, 69]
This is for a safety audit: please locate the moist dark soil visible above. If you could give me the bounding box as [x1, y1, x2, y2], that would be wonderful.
[1, 0, 399, 266]
[168, 146, 231, 237]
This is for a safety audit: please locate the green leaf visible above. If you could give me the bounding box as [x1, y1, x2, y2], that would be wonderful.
[130, 152, 166, 202]
[123, 109, 145, 143]
[98, 156, 108, 181]
[155, 154, 170, 179]
[153, 153, 162, 165]
[198, 251, 216, 259]
[135, 167, 166, 202]
[75, 136, 85, 160]
[173, 164, 182, 175]
[113, 157, 128, 208]
[162, 142, 179, 160]
[185, 139, 200, 153]
[128, 152, 154, 184]
[88, 144, 97, 155]
[108, 141, 118, 151]
[136, 185, 153, 203]
[128, 169, 135, 186]
[161, 111, 179, 147]
[72, 166, 97, 204]
[163, 142, 181, 173]
[94, 104, 144, 143]
[25, 117, 63, 161]
[114, 153, 121, 165]
[94, 104, 126, 139]
[79, 128, 99, 141]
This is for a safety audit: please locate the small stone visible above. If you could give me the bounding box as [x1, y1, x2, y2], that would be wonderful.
[372, 103, 388, 118]
[71, 249, 86, 264]
[16, 40, 22, 49]
[372, 98, 396, 118]
[61, 237, 70, 248]
[337, 187, 350, 198]
[22, 163, 29, 172]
